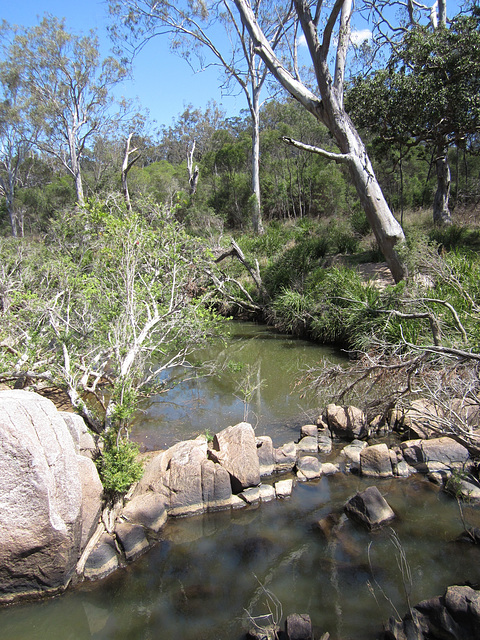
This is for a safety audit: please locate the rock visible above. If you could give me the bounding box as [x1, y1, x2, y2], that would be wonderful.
[401, 437, 470, 472]
[455, 527, 480, 544]
[275, 441, 297, 472]
[115, 522, 150, 562]
[381, 585, 480, 640]
[201, 459, 232, 510]
[422, 437, 470, 468]
[256, 436, 275, 476]
[318, 433, 333, 454]
[83, 533, 119, 581]
[121, 493, 167, 533]
[446, 474, 480, 501]
[321, 462, 340, 475]
[285, 613, 313, 640]
[393, 458, 415, 478]
[344, 486, 395, 530]
[340, 439, 367, 472]
[369, 414, 388, 437]
[77, 456, 104, 549]
[326, 404, 367, 440]
[60, 411, 97, 459]
[400, 399, 443, 439]
[296, 456, 322, 481]
[258, 484, 276, 502]
[275, 479, 294, 499]
[360, 443, 393, 478]
[210, 423, 260, 493]
[164, 439, 209, 516]
[0, 390, 98, 602]
[301, 424, 318, 438]
[314, 512, 341, 539]
[296, 435, 318, 453]
[240, 486, 261, 504]
[135, 438, 208, 516]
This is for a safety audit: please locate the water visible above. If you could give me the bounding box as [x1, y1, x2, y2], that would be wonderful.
[2, 323, 480, 640]
[131, 322, 343, 451]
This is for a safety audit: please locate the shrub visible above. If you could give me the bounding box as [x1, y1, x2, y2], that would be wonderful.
[97, 439, 143, 497]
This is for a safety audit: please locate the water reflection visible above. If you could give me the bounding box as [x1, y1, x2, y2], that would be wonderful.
[3, 474, 480, 640]
[2, 325, 480, 640]
[132, 322, 344, 450]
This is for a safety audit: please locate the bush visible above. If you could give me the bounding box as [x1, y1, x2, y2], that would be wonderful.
[97, 438, 143, 497]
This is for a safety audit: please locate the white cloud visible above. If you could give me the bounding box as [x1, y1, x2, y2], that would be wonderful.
[297, 34, 307, 48]
[297, 28, 371, 49]
[350, 29, 372, 46]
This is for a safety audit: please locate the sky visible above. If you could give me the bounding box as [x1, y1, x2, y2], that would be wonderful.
[1, 0, 244, 129]
[1, 0, 467, 131]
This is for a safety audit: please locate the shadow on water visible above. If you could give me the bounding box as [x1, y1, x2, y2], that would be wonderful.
[2, 323, 480, 640]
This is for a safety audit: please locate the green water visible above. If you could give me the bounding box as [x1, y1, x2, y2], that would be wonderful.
[2, 323, 480, 640]
[131, 321, 343, 450]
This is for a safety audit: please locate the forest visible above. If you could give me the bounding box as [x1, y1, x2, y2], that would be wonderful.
[1, 0, 480, 495]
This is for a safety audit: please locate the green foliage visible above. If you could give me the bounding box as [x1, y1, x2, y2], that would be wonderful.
[97, 437, 143, 497]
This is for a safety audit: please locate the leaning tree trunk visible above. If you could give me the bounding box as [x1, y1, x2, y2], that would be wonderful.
[433, 141, 452, 225]
[233, 0, 407, 282]
[336, 112, 406, 283]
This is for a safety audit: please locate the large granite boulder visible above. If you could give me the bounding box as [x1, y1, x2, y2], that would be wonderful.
[135, 438, 209, 516]
[326, 404, 367, 440]
[0, 390, 103, 602]
[360, 443, 393, 478]
[401, 437, 470, 472]
[210, 422, 260, 493]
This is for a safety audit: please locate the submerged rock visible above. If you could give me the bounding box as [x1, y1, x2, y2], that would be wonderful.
[285, 613, 314, 640]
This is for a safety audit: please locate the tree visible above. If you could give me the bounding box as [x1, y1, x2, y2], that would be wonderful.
[108, 0, 293, 234]
[349, 6, 480, 225]
[232, 0, 407, 282]
[0, 26, 40, 237]
[3, 15, 128, 206]
[0, 196, 222, 432]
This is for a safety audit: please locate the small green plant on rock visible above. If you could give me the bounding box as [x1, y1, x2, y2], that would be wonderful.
[96, 429, 143, 499]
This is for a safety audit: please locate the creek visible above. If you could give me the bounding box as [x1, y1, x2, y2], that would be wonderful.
[1, 323, 480, 640]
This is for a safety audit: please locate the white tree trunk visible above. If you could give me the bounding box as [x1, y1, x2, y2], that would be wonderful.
[433, 142, 452, 225]
[251, 95, 264, 234]
[234, 0, 407, 282]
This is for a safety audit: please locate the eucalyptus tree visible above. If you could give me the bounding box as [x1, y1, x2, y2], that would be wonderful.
[109, 0, 295, 234]
[3, 15, 128, 206]
[350, 3, 480, 225]
[233, 0, 407, 282]
[0, 26, 39, 237]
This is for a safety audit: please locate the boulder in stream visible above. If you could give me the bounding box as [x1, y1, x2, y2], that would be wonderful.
[326, 404, 367, 440]
[360, 443, 393, 478]
[381, 585, 480, 640]
[344, 485, 395, 530]
[210, 422, 260, 493]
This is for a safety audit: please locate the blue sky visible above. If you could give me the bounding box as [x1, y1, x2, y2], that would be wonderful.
[1, 0, 243, 128]
[1, 0, 466, 130]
